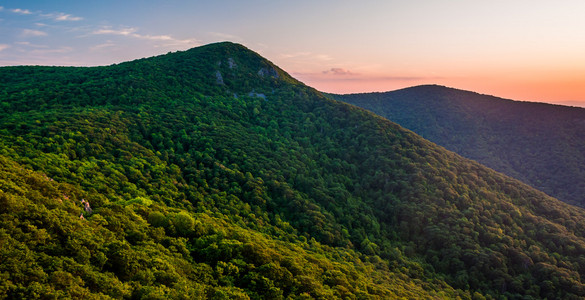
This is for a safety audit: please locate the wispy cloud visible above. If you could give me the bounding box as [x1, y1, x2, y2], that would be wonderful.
[15, 41, 49, 48]
[93, 27, 138, 36]
[92, 26, 199, 47]
[4, 7, 82, 21]
[11, 8, 33, 15]
[90, 42, 116, 51]
[0, 44, 10, 52]
[315, 54, 333, 61]
[42, 12, 83, 21]
[22, 29, 47, 37]
[280, 52, 333, 61]
[144, 34, 173, 41]
[93, 27, 173, 41]
[281, 52, 311, 59]
[29, 46, 73, 54]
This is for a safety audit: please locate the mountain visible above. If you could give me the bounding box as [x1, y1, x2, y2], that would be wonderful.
[2, 42, 585, 299]
[330, 85, 585, 207]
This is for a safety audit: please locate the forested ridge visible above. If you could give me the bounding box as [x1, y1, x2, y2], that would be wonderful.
[330, 85, 585, 207]
[2, 42, 585, 299]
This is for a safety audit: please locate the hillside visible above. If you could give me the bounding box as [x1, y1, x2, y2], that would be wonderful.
[331, 85, 585, 207]
[2, 42, 585, 299]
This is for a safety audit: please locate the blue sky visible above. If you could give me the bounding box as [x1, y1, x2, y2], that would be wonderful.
[2, 1, 585, 105]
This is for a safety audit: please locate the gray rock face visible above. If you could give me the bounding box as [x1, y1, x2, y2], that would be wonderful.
[215, 70, 224, 85]
[258, 67, 279, 78]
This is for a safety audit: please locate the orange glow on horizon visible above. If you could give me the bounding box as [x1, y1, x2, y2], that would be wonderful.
[294, 71, 585, 107]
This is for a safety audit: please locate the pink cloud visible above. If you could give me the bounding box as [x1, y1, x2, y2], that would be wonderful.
[323, 68, 356, 76]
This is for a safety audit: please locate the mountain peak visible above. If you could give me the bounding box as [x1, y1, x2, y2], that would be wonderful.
[0, 42, 303, 111]
[192, 41, 250, 51]
[157, 41, 300, 91]
[395, 84, 482, 97]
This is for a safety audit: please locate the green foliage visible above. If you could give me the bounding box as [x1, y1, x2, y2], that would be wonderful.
[331, 85, 585, 208]
[172, 211, 195, 236]
[2, 42, 585, 298]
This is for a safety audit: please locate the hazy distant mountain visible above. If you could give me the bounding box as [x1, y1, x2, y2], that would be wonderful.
[331, 85, 585, 207]
[3, 43, 585, 299]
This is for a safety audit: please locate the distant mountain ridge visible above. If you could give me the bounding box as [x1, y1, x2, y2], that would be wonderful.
[3, 43, 585, 298]
[331, 84, 585, 207]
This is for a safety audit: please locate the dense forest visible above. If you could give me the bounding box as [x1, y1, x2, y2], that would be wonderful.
[2, 42, 585, 299]
[330, 85, 585, 207]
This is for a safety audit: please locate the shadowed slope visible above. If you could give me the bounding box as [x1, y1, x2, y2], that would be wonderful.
[331, 85, 585, 207]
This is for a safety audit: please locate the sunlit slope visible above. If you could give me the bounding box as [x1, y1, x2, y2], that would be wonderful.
[2, 42, 585, 299]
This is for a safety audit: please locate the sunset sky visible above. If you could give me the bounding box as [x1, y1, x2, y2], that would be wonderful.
[2, 1, 585, 106]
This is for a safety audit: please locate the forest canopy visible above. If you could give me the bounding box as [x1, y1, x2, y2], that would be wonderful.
[331, 85, 585, 207]
[2, 42, 585, 299]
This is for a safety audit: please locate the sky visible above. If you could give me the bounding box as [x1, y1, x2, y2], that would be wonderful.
[1, 0, 585, 107]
